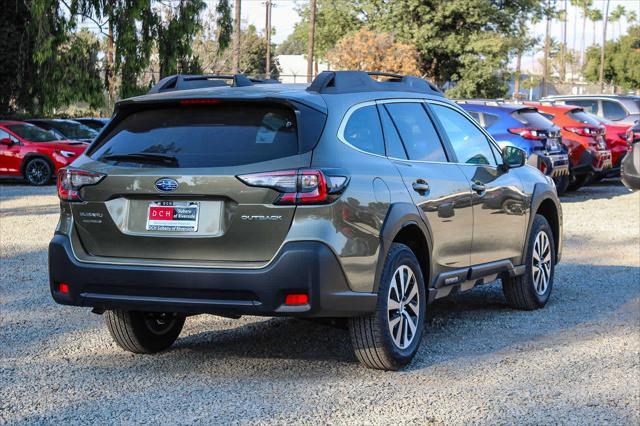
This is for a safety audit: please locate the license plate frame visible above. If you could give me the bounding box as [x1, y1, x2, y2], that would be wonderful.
[146, 201, 200, 232]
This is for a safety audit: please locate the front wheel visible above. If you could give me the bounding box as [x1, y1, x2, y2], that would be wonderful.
[349, 243, 426, 370]
[502, 214, 555, 310]
[105, 310, 185, 354]
[24, 158, 52, 186]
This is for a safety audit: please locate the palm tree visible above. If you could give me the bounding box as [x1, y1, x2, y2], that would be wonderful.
[599, 0, 610, 92]
[571, 0, 593, 66]
[609, 5, 626, 39]
[588, 8, 602, 46]
[626, 10, 637, 27]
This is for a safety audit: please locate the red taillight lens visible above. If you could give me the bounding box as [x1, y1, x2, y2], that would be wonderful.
[58, 283, 69, 294]
[508, 127, 545, 140]
[57, 168, 106, 202]
[564, 126, 598, 138]
[237, 169, 349, 205]
[284, 293, 309, 305]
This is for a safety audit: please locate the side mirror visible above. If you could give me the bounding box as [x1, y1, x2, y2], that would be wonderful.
[501, 145, 526, 170]
[0, 137, 13, 146]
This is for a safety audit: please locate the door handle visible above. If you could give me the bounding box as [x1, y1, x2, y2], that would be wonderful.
[471, 182, 486, 194]
[412, 180, 430, 194]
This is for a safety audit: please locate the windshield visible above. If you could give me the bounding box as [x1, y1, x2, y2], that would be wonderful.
[91, 104, 299, 168]
[567, 110, 601, 126]
[6, 124, 61, 142]
[48, 121, 98, 140]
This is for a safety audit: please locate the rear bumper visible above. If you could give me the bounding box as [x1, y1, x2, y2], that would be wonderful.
[532, 153, 570, 177]
[49, 235, 377, 317]
[572, 149, 613, 175]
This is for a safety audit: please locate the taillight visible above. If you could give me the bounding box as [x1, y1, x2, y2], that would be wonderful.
[564, 126, 599, 138]
[57, 168, 106, 202]
[237, 168, 349, 205]
[508, 127, 545, 140]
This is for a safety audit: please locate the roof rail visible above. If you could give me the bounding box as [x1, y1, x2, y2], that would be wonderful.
[454, 99, 508, 106]
[306, 71, 443, 96]
[148, 74, 255, 94]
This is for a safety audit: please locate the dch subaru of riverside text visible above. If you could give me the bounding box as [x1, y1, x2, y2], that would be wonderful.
[49, 71, 563, 370]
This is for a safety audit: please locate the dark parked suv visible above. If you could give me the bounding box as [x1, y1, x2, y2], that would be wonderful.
[49, 71, 562, 370]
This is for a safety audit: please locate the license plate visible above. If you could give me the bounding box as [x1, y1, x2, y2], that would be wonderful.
[546, 138, 560, 152]
[146, 201, 199, 232]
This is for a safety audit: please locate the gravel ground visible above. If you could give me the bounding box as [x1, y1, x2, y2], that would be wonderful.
[1, 180, 639, 425]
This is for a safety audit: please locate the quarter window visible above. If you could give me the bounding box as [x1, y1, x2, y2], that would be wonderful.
[602, 101, 627, 121]
[343, 105, 385, 156]
[430, 104, 497, 166]
[384, 102, 447, 162]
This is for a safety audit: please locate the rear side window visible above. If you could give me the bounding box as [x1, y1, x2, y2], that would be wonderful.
[91, 105, 298, 168]
[483, 113, 499, 129]
[566, 99, 598, 114]
[602, 101, 627, 121]
[342, 105, 385, 156]
[512, 109, 555, 129]
[378, 105, 407, 159]
[384, 103, 447, 162]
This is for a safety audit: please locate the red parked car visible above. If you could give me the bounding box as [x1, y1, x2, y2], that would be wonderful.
[0, 121, 88, 185]
[589, 114, 631, 175]
[527, 103, 612, 191]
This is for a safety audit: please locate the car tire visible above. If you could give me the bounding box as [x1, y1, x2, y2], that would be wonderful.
[105, 310, 185, 354]
[554, 175, 569, 195]
[502, 214, 555, 311]
[349, 243, 426, 370]
[567, 173, 589, 191]
[24, 157, 52, 186]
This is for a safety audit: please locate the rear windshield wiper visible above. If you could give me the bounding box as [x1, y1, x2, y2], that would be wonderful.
[100, 153, 179, 167]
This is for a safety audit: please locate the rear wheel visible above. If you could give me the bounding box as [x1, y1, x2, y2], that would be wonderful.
[554, 175, 569, 195]
[349, 243, 426, 370]
[567, 173, 589, 191]
[502, 214, 555, 310]
[24, 158, 52, 186]
[105, 310, 185, 354]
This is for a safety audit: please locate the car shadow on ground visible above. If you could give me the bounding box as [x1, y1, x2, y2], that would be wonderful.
[560, 180, 631, 203]
[50, 262, 636, 376]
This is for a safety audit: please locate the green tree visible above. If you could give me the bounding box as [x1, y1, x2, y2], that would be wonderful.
[609, 5, 626, 39]
[215, 0, 233, 51]
[588, 8, 602, 46]
[157, 1, 207, 77]
[217, 25, 280, 77]
[571, 0, 593, 64]
[0, 0, 31, 114]
[584, 25, 640, 90]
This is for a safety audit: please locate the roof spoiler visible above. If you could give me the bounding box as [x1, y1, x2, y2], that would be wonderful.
[306, 71, 443, 96]
[148, 74, 280, 94]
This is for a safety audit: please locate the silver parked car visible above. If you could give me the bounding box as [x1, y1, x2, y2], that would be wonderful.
[541, 94, 640, 125]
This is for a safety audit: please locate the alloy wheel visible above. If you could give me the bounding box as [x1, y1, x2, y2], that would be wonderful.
[532, 231, 552, 295]
[387, 265, 421, 349]
[26, 159, 49, 185]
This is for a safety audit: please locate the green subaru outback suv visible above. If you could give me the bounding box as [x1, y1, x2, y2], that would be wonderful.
[49, 71, 562, 370]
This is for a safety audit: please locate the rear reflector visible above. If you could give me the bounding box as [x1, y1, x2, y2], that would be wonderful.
[284, 293, 309, 305]
[58, 283, 69, 294]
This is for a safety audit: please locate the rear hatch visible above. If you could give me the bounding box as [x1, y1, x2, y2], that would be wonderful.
[511, 108, 563, 153]
[71, 100, 325, 264]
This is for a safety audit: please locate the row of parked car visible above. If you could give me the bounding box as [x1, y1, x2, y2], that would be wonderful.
[457, 94, 640, 192]
[0, 118, 108, 185]
[0, 94, 638, 190]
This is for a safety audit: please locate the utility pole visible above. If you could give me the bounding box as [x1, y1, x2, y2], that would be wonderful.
[307, 0, 317, 83]
[233, 0, 241, 73]
[542, 0, 551, 97]
[265, 0, 272, 78]
[599, 0, 610, 93]
[560, 0, 567, 82]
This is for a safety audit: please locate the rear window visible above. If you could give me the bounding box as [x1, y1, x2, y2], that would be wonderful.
[512, 109, 555, 129]
[91, 105, 299, 168]
[567, 109, 601, 126]
[49, 121, 98, 140]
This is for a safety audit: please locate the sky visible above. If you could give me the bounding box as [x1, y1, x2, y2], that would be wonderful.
[78, 0, 640, 69]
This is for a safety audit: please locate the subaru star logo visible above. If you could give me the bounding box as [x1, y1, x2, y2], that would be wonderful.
[155, 178, 178, 192]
